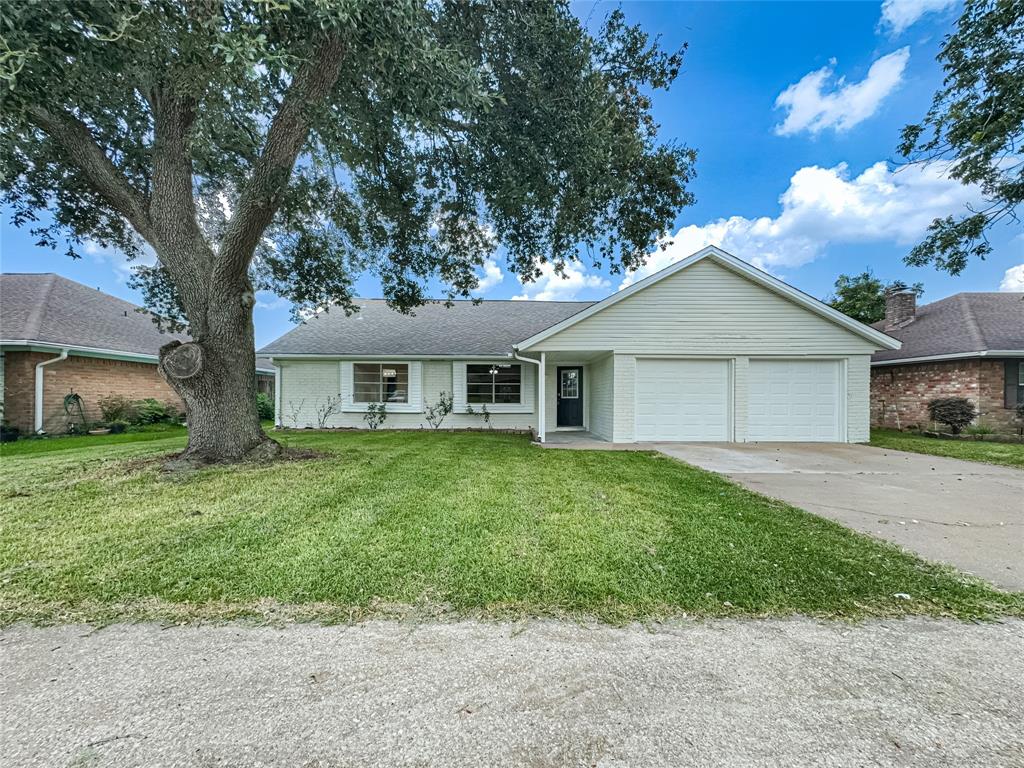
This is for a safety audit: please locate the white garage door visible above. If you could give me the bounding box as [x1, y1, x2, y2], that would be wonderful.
[748, 360, 841, 442]
[635, 359, 730, 441]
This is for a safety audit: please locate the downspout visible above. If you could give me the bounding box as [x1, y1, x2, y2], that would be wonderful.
[34, 348, 68, 434]
[513, 348, 545, 443]
[271, 358, 283, 429]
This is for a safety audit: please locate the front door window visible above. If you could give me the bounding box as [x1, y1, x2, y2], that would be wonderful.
[560, 369, 579, 399]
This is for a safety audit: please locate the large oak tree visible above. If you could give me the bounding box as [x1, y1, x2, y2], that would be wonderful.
[0, 1, 694, 465]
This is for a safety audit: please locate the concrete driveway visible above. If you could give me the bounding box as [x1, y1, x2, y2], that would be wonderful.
[651, 443, 1024, 590]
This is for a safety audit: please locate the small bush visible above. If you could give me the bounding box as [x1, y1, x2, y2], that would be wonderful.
[133, 398, 178, 425]
[256, 392, 275, 421]
[927, 397, 977, 434]
[424, 391, 453, 429]
[97, 394, 137, 423]
[364, 402, 387, 430]
[107, 421, 128, 434]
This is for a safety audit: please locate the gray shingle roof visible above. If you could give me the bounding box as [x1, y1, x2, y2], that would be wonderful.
[258, 299, 595, 356]
[1, 273, 275, 372]
[1, 272, 188, 356]
[871, 292, 1024, 363]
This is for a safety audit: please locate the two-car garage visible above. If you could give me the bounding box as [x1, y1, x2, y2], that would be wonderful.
[634, 358, 843, 442]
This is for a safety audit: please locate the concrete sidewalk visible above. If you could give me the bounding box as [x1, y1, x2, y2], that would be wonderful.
[3, 618, 1023, 767]
[652, 442, 1024, 590]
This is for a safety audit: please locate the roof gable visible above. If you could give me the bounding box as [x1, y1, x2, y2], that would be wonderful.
[516, 246, 901, 351]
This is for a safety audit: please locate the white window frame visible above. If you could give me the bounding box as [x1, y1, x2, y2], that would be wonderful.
[452, 359, 534, 414]
[353, 362, 410, 405]
[466, 362, 523, 406]
[341, 360, 422, 413]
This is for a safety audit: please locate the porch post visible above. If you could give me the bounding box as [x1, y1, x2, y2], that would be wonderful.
[537, 352, 546, 443]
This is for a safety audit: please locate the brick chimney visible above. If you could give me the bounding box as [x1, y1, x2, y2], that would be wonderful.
[884, 286, 916, 330]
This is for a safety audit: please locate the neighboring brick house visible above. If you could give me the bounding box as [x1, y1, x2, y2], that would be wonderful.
[0, 273, 275, 434]
[870, 288, 1024, 433]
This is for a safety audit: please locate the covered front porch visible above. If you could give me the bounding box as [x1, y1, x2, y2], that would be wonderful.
[516, 350, 615, 444]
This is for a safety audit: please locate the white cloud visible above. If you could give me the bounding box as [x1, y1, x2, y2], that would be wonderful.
[513, 261, 610, 301]
[255, 291, 289, 310]
[83, 239, 157, 282]
[999, 264, 1024, 292]
[620, 160, 984, 288]
[880, 0, 956, 35]
[774, 48, 910, 136]
[473, 258, 504, 294]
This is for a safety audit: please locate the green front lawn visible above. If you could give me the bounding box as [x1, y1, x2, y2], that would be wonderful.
[870, 428, 1024, 469]
[0, 423, 188, 457]
[1, 431, 1019, 625]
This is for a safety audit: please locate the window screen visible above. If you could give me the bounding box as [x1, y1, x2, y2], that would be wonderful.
[466, 364, 521, 404]
[353, 363, 409, 403]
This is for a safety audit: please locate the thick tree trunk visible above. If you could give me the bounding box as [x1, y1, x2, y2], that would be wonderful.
[158, 281, 280, 468]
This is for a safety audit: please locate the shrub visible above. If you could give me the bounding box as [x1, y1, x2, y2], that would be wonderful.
[97, 394, 137, 423]
[927, 397, 977, 434]
[424, 391, 453, 429]
[107, 421, 128, 434]
[133, 398, 178, 425]
[315, 395, 343, 429]
[465, 402, 492, 428]
[256, 392, 275, 421]
[363, 402, 387, 430]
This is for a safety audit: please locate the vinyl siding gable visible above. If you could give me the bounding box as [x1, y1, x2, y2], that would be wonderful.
[527, 258, 880, 355]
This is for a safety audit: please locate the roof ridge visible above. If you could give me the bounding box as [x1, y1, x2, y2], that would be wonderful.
[21, 273, 57, 340]
[351, 297, 596, 304]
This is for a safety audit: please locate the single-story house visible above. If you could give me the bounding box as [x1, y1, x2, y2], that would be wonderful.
[260, 246, 900, 443]
[0, 272, 275, 434]
[871, 288, 1024, 432]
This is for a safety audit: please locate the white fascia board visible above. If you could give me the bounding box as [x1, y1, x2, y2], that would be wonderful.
[261, 353, 513, 360]
[1, 339, 159, 363]
[871, 350, 1024, 366]
[5, 339, 279, 372]
[514, 245, 902, 352]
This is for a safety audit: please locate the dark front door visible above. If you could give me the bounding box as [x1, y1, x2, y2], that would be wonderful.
[556, 366, 584, 427]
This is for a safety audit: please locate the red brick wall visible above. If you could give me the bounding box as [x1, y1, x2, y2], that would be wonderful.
[870, 358, 1017, 432]
[1, 351, 185, 434]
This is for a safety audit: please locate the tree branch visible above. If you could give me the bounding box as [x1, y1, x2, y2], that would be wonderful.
[26, 105, 154, 242]
[215, 36, 346, 283]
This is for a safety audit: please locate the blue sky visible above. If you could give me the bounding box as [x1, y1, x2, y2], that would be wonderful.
[1, 0, 1021, 347]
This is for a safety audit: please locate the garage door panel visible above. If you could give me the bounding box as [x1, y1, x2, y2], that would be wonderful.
[748, 360, 840, 442]
[636, 359, 730, 441]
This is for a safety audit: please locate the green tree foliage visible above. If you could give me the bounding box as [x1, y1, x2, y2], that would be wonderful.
[899, 0, 1024, 274]
[0, 1, 695, 463]
[826, 271, 924, 324]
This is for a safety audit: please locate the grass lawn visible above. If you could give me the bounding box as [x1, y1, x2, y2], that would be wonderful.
[870, 428, 1024, 469]
[1, 431, 1020, 625]
[0, 423, 188, 457]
